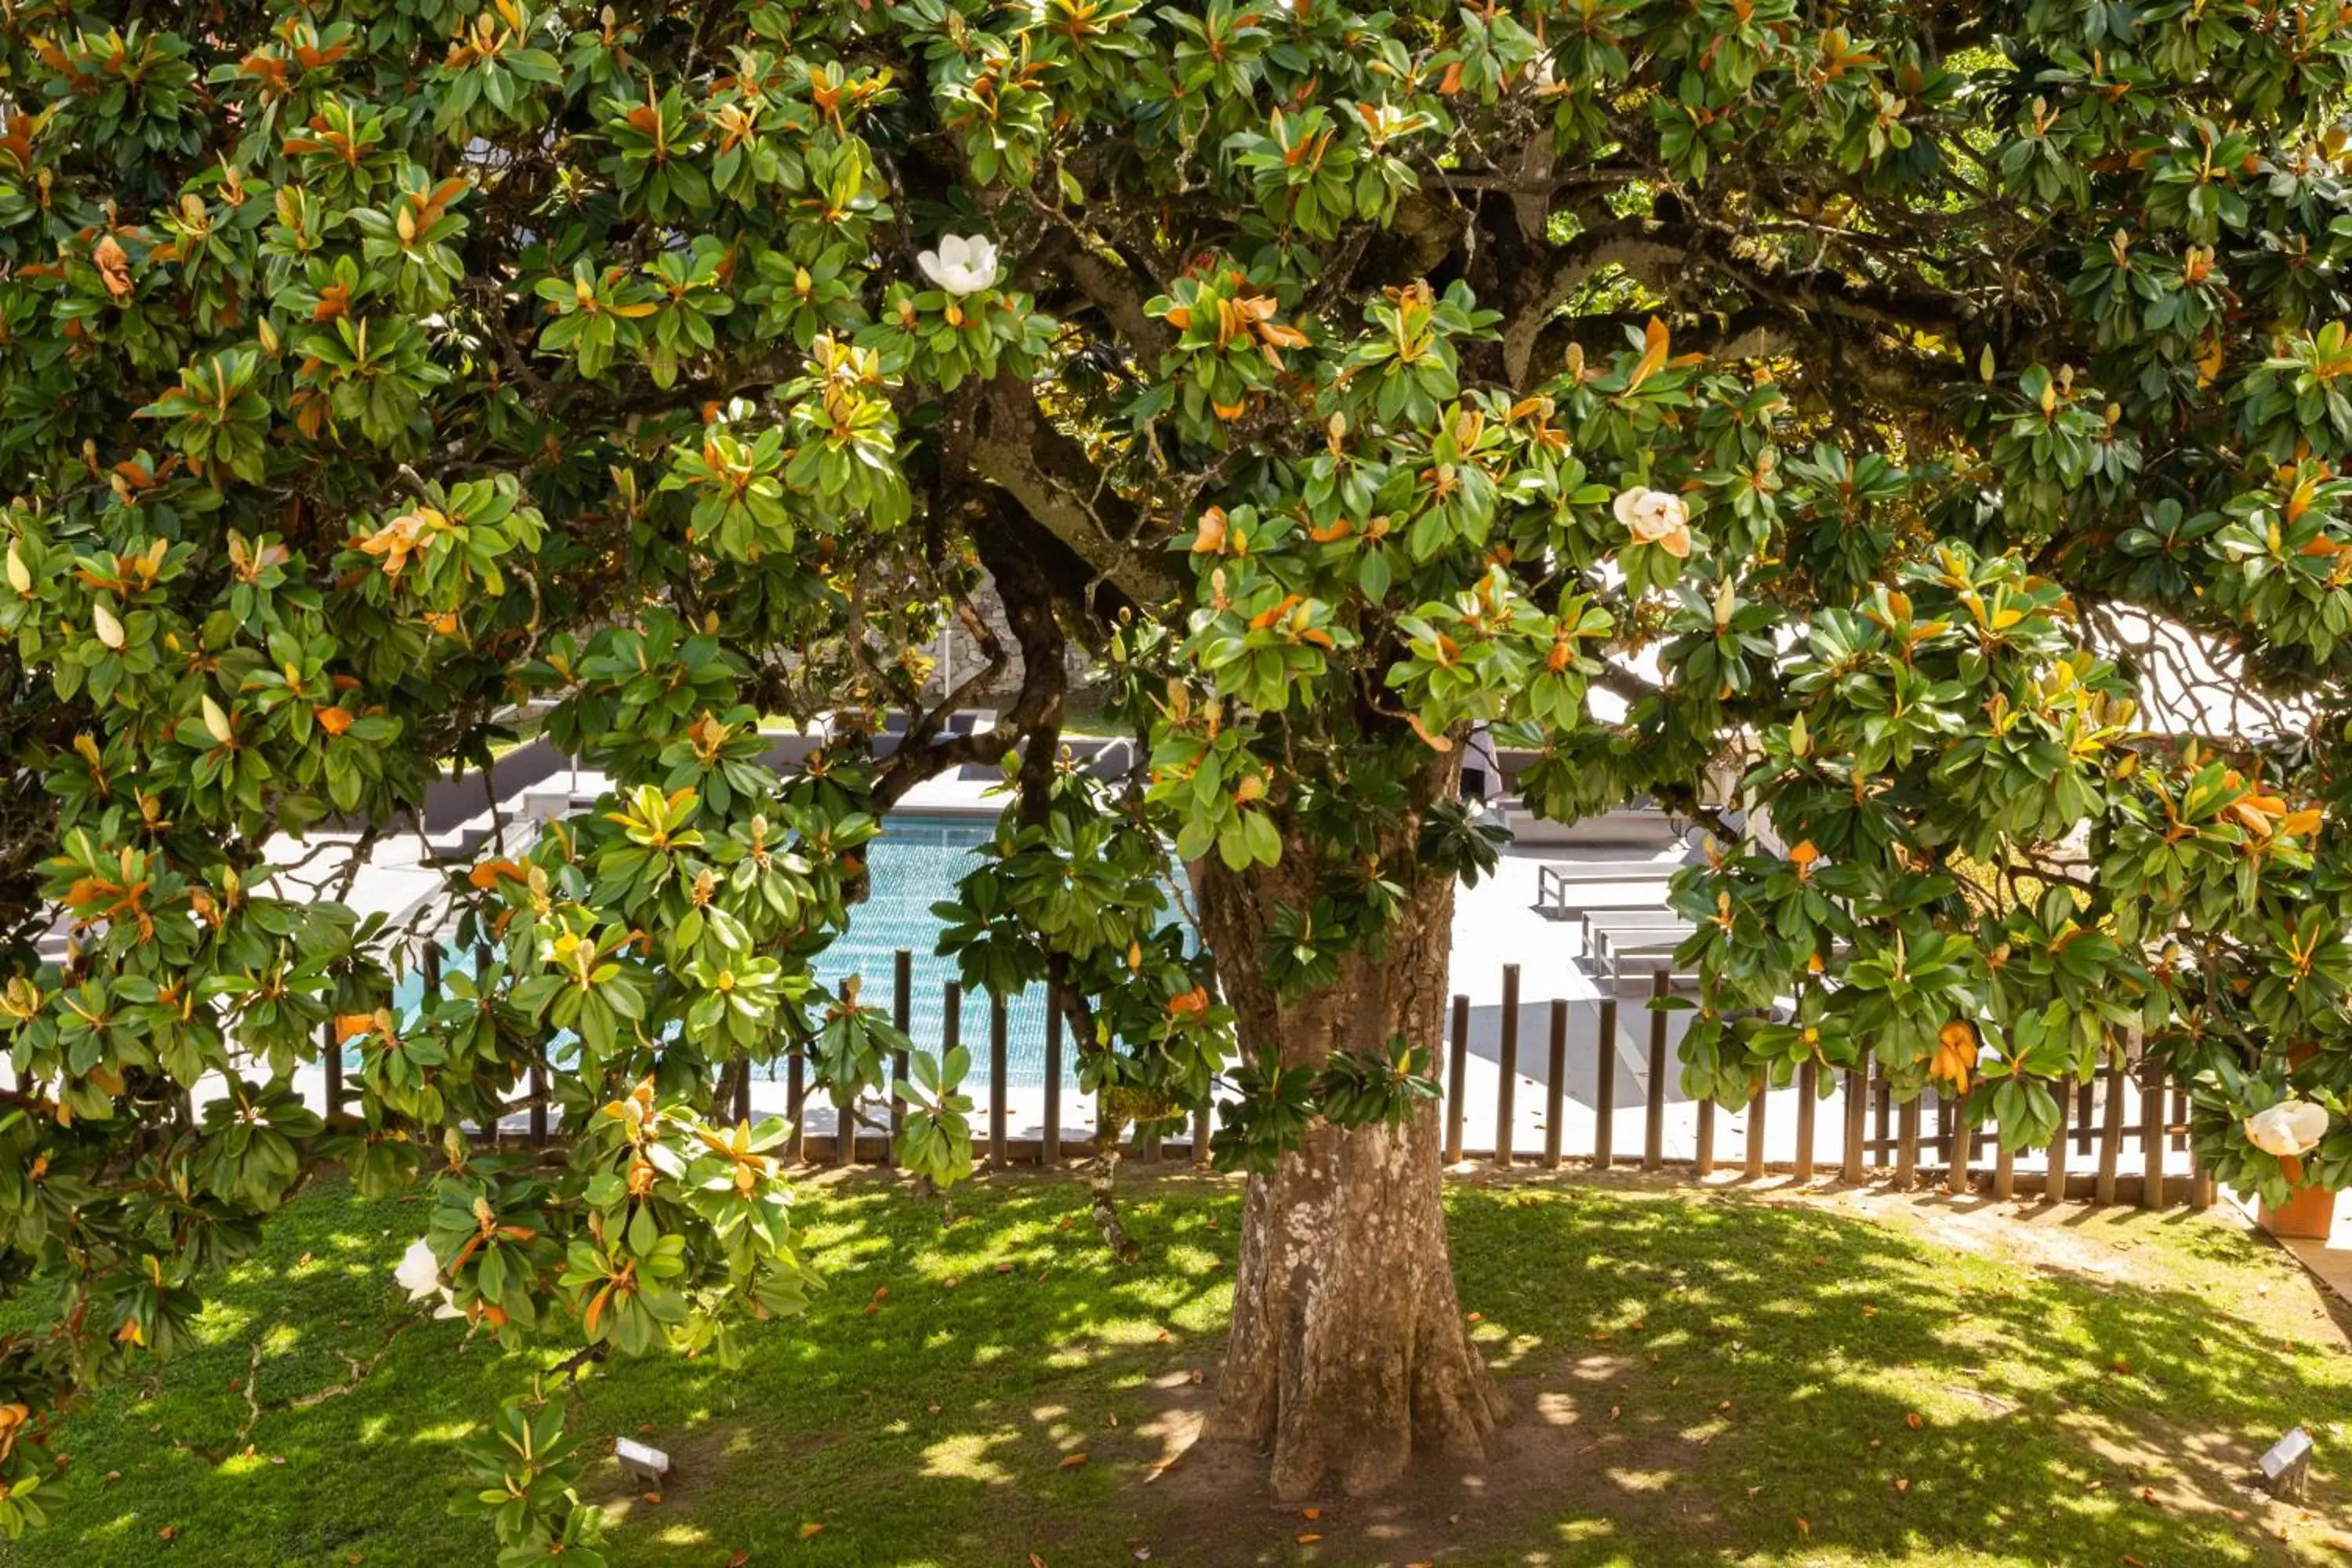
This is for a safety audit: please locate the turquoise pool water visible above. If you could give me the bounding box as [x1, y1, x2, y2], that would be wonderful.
[393, 814, 1073, 1089]
[811, 813, 1066, 1088]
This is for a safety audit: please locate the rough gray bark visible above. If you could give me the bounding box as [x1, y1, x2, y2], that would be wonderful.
[1198, 851, 1499, 1500]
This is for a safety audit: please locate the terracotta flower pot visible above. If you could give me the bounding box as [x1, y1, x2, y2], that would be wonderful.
[2259, 1155, 2338, 1241]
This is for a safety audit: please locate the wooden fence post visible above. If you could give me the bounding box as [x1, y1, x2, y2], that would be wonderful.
[1543, 998, 1568, 1171]
[1894, 1098, 1922, 1189]
[2044, 1077, 2070, 1203]
[1445, 993, 1470, 1165]
[988, 990, 1009, 1171]
[319, 1019, 340, 1121]
[1494, 964, 1520, 1169]
[1642, 971, 1668, 1171]
[1593, 997, 1618, 1171]
[2095, 1045, 2126, 1205]
[1043, 990, 1064, 1168]
[1841, 1064, 1866, 1182]
[787, 1045, 807, 1163]
[1795, 1061, 1817, 1182]
[833, 1078, 857, 1171]
[888, 949, 912, 1159]
[941, 983, 962, 1160]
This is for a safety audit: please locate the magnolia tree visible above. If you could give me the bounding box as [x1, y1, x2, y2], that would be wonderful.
[5, 0, 2352, 1552]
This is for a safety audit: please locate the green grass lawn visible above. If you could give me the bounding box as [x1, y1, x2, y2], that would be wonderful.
[3, 1170, 2347, 1567]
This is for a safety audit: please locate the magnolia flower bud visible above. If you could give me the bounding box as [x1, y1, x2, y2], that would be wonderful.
[201, 694, 233, 746]
[93, 601, 125, 649]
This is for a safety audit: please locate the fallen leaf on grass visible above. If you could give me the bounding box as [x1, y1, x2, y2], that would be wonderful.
[158, 1526, 179, 1541]
[728, 1552, 751, 1566]
[1059, 1453, 1089, 1470]
[641, 1492, 662, 1505]
[1895, 1478, 1910, 1494]
[1862, 1305, 1880, 1317]
[1300, 1508, 1320, 1520]
[799, 1521, 826, 1540]
[1796, 1517, 1809, 1537]
[1296, 1534, 1323, 1544]
[1906, 1413, 1922, 1430]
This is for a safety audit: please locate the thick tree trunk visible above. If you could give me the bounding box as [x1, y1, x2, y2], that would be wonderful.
[1199, 854, 1498, 1500]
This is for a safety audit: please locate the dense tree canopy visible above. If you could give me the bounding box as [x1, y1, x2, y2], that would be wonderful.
[5, 0, 2352, 1548]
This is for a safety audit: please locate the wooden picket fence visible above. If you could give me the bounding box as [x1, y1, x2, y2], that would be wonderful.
[343, 942, 1216, 1170]
[345, 947, 2213, 1210]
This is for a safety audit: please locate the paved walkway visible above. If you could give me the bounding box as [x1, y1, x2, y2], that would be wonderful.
[2276, 1201, 2352, 1303]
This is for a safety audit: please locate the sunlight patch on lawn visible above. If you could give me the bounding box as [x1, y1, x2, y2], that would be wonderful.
[919, 1429, 1020, 1483]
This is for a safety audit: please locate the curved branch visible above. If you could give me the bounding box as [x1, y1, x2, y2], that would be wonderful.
[870, 493, 1073, 810]
[969, 375, 1180, 605]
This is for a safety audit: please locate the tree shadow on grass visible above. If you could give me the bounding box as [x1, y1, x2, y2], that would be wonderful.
[13, 1172, 2347, 1568]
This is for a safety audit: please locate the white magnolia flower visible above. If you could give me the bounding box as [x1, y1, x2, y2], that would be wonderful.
[2245, 1098, 2330, 1159]
[916, 234, 999, 297]
[394, 1236, 442, 1302]
[1612, 486, 1693, 557]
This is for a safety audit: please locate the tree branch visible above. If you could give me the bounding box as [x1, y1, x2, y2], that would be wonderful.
[870, 493, 1073, 810]
[969, 375, 1179, 605]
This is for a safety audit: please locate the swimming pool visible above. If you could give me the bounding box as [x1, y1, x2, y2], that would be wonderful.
[392, 814, 1079, 1089]
[811, 812, 1069, 1088]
